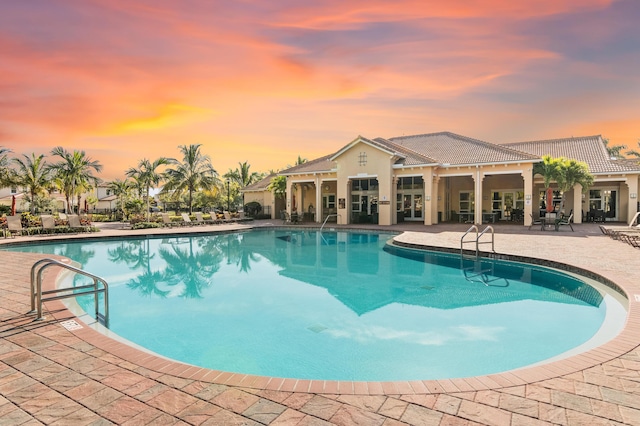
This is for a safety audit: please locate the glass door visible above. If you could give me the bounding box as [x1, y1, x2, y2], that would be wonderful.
[402, 194, 423, 220]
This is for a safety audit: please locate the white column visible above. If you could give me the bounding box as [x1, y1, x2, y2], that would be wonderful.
[432, 175, 440, 224]
[474, 169, 484, 225]
[423, 172, 433, 225]
[286, 179, 293, 216]
[315, 178, 322, 223]
[627, 177, 639, 224]
[573, 183, 583, 224]
[522, 170, 533, 227]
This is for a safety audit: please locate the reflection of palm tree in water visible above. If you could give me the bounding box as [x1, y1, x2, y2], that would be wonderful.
[108, 240, 153, 270]
[220, 233, 260, 273]
[108, 239, 169, 298]
[159, 237, 223, 299]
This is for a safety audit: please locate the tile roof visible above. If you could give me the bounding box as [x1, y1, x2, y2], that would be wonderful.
[387, 132, 539, 165]
[242, 173, 276, 192]
[279, 154, 336, 175]
[502, 135, 640, 174]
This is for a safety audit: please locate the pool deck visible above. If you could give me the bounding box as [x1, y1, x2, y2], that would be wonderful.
[1, 219, 639, 425]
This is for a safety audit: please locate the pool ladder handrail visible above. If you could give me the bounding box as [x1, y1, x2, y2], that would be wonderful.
[460, 258, 509, 287]
[320, 214, 341, 232]
[460, 225, 495, 259]
[29, 258, 109, 327]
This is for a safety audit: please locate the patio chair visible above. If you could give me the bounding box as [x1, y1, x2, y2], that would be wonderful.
[40, 214, 65, 235]
[68, 214, 91, 233]
[160, 213, 180, 228]
[528, 214, 543, 231]
[599, 213, 640, 238]
[617, 232, 640, 248]
[5, 215, 30, 237]
[194, 212, 218, 225]
[554, 213, 574, 231]
[281, 210, 291, 224]
[223, 211, 239, 223]
[181, 213, 196, 226]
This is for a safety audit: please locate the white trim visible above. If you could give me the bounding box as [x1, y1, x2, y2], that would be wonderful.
[482, 170, 527, 176]
[330, 136, 399, 161]
[348, 174, 378, 179]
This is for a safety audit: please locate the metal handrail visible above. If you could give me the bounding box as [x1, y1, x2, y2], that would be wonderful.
[460, 225, 495, 259]
[30, 258, 109, 326]
[320, 214, 341, 232]
[460, 225, 479, 257]
[477, 225, 495, 253]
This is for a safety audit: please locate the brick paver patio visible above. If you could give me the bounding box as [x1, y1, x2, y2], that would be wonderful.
[0, 220, 639, 425]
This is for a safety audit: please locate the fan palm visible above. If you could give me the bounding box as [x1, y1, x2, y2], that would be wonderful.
[48, 147, 102, 213]
[163, 144, 217, 214]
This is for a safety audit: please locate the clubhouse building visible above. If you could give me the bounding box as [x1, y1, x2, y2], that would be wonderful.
[243, 132, 640, 227]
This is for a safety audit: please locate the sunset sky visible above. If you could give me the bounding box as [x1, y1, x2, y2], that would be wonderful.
[1, 0, 639, 180]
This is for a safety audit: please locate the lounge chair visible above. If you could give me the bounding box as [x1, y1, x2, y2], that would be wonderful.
[181, 213, 196, 226]
[223, 211, 239, 223]
[5, 215, 30, 237]
[528, 214, 543, 231]
[600, 212, 640, 239]
[160, 213, 180, 227]
[554, 213, 574, 231]
[616, 231, 640, 248]
[68, 214, 91, 233]
[195, 212, 218, 225]
[40, 214, 64, 235]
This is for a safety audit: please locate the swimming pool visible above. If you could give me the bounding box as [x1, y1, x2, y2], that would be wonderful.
[9, 229, 626, 381]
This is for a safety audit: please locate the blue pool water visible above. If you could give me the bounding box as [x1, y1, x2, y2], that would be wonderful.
[7, 229, 625, 381]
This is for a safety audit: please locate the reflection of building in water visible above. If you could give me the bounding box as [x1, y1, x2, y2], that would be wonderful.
[240, 230, 603, 316]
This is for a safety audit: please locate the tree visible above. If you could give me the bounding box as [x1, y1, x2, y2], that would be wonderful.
[555, 158, 594, 215]
[225, 161, 263, 188]
[267, 175, 287, 199]
[0, 147, 14, 186]
[626, 139, 640, 158]
[532, 155, 562, 191]
[108, 178, 132, 218]
[49, 147, 103, 213]
[163, 144, 217, 214]
[12, 153, 50, 213]
[126, 158, 171, 221]
[603, 138, 626, 159]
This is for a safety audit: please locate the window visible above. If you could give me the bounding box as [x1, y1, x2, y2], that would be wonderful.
[358, 152, 367, 166]
[106, 189, 112, 196]
[351, 194, 360, 212]
[10, 187, 17, 194]
[459, 191, 475, 213]
[397, 176, 423, 190]
[322, 194, 336, 209]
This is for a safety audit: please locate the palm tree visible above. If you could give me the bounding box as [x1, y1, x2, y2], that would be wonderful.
[108, 179, 132, 219]
[533, 155, 562, 191]
[0, 147, 14, 186]
[626, 139, 640, 158]
[49, 147, 103, 213]
[126, 158, 170, 220]
[225, 161, 263, 188]
[555, 158, 594, 214]
[12, 153, 50, 213]
[267, 175, 287, 199]
[603, 138, 626, 159]
[163, 144, 217, 214]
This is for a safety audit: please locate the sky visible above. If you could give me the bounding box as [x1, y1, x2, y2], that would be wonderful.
[1, 0, 639, 180]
